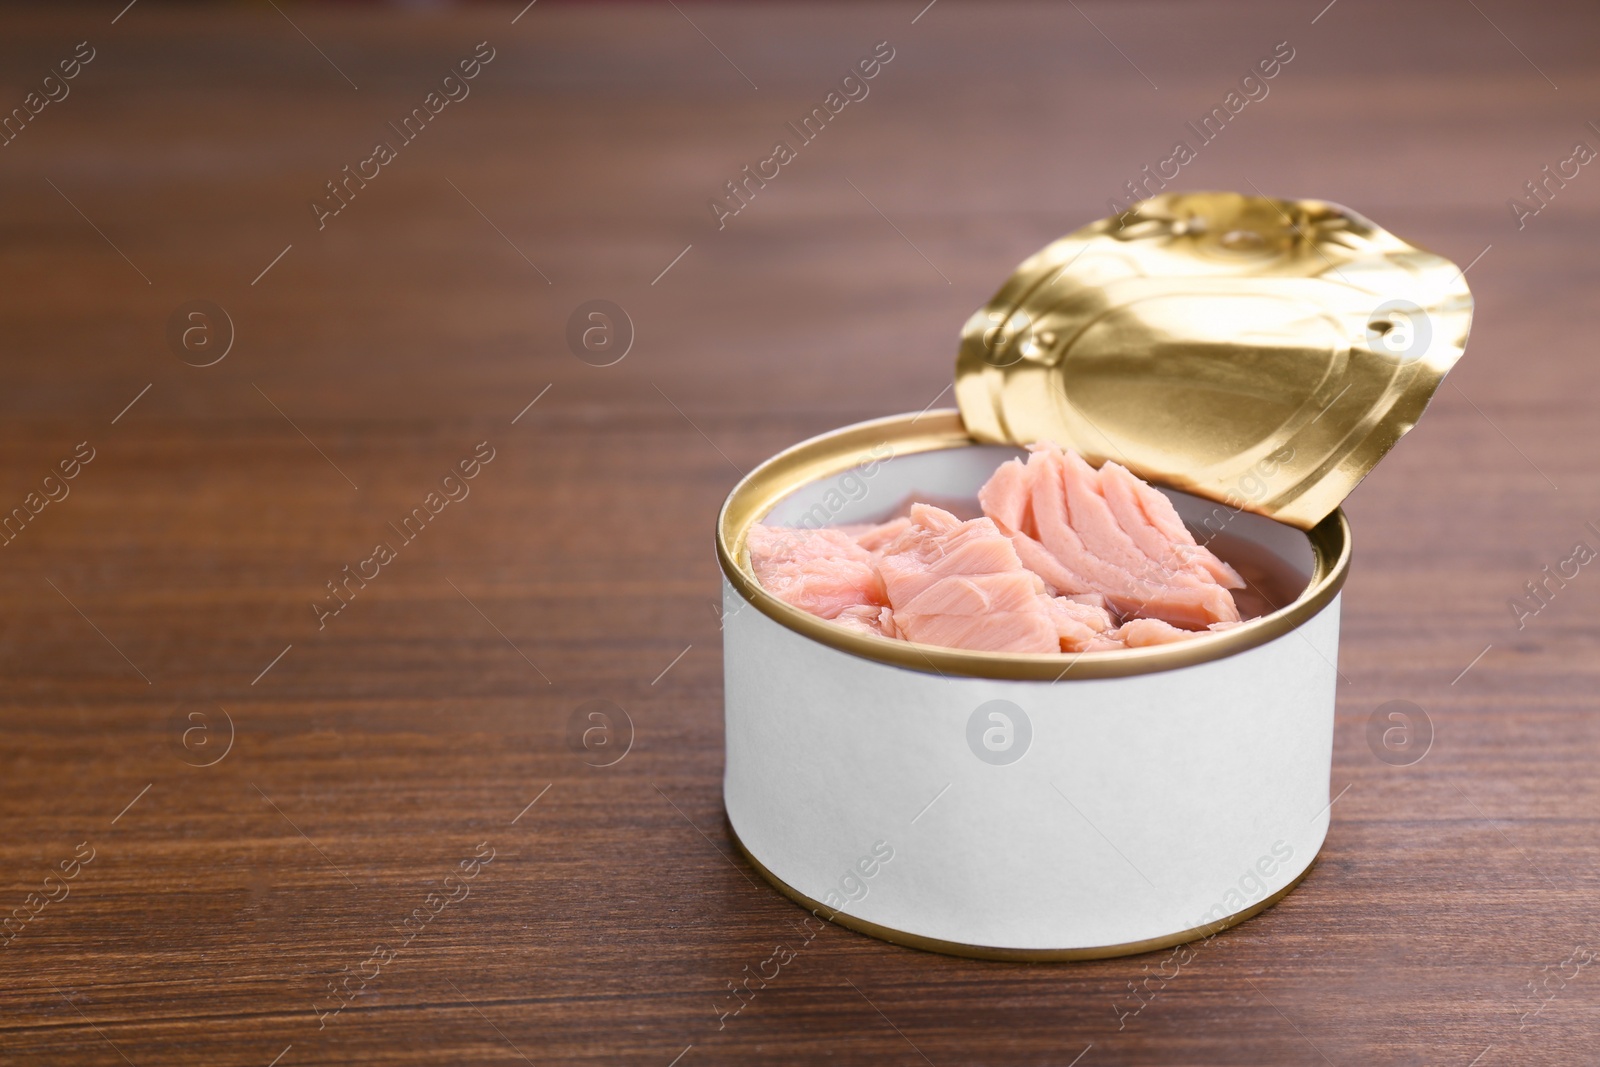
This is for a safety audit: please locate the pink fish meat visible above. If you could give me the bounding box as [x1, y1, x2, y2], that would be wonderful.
[837, 516, 913, 553]
[745, 524, 887, 621]
[746, 441, 1250, 654]
[875, 504, 1113, 653]
[977, 444, 1241, 629]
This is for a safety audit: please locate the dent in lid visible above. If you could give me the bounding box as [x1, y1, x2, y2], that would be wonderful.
[954, 191, 1473, 530]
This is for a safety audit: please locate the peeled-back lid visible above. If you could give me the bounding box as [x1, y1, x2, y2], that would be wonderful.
[954, 191, 1474, 529]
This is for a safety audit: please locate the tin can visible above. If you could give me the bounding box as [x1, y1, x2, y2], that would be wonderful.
[717, 193, 1471, 958]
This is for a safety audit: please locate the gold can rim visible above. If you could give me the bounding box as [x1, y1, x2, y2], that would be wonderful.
[717, 410, 1350, 682]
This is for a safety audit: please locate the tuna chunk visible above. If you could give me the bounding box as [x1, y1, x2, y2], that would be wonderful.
[832, 604, 900, 639]
[977, 444, 1241, 630]
[1087, 616, 1244, 650]
[1046, 595, 1118, 651]
[876, 504, 1113, 653]
[745, 524, 887, 620]
[1098, 460, 1243, 588]
[838, 516, 913, 553]
[1111, 617, 1201, 647]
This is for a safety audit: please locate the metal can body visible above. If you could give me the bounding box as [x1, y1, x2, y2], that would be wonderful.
[717, 412, 1350, 959]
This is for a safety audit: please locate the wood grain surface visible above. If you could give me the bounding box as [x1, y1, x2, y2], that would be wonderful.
[1, 1, 1597, 1064]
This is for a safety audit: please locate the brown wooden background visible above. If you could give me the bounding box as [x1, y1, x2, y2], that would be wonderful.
[0, 1, 1596, 1064]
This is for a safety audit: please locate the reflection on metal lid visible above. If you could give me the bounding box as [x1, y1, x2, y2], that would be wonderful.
[954, 191, 1473, 529]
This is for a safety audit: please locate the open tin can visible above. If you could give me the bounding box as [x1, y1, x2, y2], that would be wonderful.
[716, 192, 1473, 959]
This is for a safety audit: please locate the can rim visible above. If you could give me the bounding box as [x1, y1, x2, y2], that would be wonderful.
[716, 410, 1351, 682]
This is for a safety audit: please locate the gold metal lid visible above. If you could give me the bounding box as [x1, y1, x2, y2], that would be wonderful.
[954, 191, 1473, 529]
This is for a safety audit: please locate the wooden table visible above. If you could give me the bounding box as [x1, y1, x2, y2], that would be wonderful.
[1, 2, 1596, 1063]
